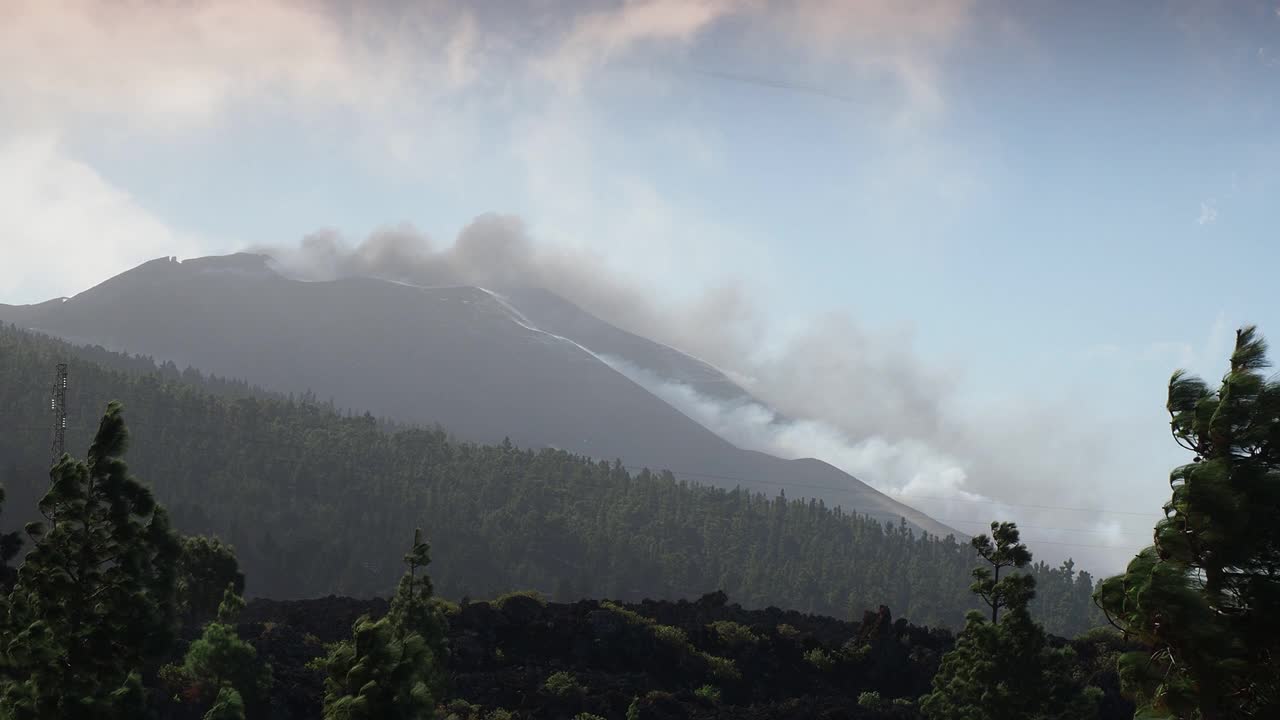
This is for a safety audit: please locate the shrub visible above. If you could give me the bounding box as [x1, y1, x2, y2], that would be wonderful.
[702, 653, 740, 682]
[573, 715, 607, 720]
[858, 691, 886, 710]
[603, 602, 739, 682]
[708, 620, 758, 647]
[440, 700, 515, 720]
[644, 691, 675, 703]
[494, 590, 546, 609]
[601, 601, 654, 626]
[543, 671, 583, 697]
[651, 624, 690, 647]
[433, 597, 462, 616]
[694, 684, 722, 703]
[805, 648, 835, 671]
[442, 699, 479, 720]
[842, 642, 872, 662]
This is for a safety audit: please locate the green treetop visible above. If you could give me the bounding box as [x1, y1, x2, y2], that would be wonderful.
[923, 521, 1101, 720]
[176, 535, 246, 625]
[315, 528, 449, 720]
[162, 582, 272, 720]
[970, 521, 1034, 623]
[0, 401, 182, 719]
[1095, 326, 1280, 719]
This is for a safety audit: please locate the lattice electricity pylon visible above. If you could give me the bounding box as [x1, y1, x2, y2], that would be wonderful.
[50, 363, 67, 463]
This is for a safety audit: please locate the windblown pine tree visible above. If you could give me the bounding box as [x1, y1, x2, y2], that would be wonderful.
[922, 522, 1101, 720]
[314, 528, 448, 720]
[1095, 326, 1280, 719]
[0, 402, 182, 719]
[970, 521, 1033, 623]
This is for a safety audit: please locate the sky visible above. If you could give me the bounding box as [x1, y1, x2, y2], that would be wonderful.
[3, 0, 1279, 576]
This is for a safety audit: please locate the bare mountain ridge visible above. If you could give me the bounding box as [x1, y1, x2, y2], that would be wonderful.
[0, 253, 955, 537]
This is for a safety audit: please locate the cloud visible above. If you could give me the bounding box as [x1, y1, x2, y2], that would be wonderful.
[0, 0, 985, 285]
[592, 348, 1154, 575]
[2, 1, 1165, 576]
[0, 133, 204, 302]
[534, 0, 738, 93]
[1, 0, 977, 135]
[261, 217, 1168, 574]
[751, 0, 977, 123]
[0, 0, 483, 132]
[1198, 200, 1218, 225]
[598, 352, 981, 499]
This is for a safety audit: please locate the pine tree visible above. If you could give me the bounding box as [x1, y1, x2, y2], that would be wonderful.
[162, 583, 272, 718]
[922, 521, 1101, 720]
[0, 323, 1107, 636]
[203, 684, 246, 720]
[177, 535, 246, 624]
[388, 528, 448, 690]
[1095, 326, 1280, 719]
[315, 528, 448, 720]
[970, 521, 1033, 623]
[0, 401, 182, 719]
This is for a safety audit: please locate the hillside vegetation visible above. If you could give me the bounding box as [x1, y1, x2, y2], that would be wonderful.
[0, 324, 1103, 636]
[0, 255, 953, 538]
[145, 592, 1135, 720]
[5, 323, 1276, 719]
[0, 396, 1130, 719]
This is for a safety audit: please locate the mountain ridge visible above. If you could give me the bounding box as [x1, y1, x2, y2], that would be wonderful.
[0, 253, 954, 537]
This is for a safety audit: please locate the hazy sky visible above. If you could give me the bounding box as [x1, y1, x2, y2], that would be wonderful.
[3, 0, 1279, 574]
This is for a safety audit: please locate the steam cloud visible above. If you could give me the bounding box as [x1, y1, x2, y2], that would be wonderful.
[257, 214, 1153, 574]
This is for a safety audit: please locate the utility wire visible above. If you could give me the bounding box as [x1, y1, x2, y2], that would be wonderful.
[685, 66, 863, 105]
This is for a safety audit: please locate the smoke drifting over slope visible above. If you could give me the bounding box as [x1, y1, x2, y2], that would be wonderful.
[265, 215, 761, 368]
[258, 215, 1151, 573]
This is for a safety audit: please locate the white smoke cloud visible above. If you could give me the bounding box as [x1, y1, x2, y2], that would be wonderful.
[597, 352, 983, 501]
[0, 0, 1164, 577]
[599, 351, 1159, 574]
[260, 220, 1164, 575]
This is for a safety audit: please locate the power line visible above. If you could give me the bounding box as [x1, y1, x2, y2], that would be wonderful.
[937, 517, 1152, 538]
[894, 493, 1157, 518]
[686, 67, 862, 105]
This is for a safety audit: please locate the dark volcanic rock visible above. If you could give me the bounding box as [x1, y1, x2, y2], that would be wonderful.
[152, 593, 1131, 720]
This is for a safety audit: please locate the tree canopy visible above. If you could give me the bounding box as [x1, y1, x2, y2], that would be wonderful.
[314, 529, 447, 720]
[0, 324, 1105, 637]
[1096, 326, 1280, 719]
[923, 522, 1102, 720]
[0, 401, 181, 719]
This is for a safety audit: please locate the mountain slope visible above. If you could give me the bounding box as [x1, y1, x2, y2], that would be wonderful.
[502, 287, 760, 406]
[0, 253, 950, 536]
[0, 323, 1106, 636]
